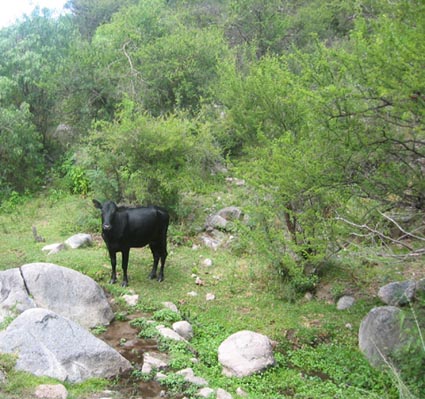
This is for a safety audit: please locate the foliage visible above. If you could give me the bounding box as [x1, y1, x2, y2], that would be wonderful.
[65, 0, 137, 40]
[83, 100, 222, 216]
[0, 1, 425, 396]
[0, 103, 44, 199]
[152, 308, 181, 323]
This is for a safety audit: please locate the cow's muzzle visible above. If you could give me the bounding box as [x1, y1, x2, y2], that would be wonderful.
[102, 224, 112, 231]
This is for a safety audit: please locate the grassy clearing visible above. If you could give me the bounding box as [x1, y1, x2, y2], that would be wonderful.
[0, 193, 421, 398]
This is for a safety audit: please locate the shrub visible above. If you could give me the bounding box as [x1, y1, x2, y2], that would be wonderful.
[83, 100, 222, 218]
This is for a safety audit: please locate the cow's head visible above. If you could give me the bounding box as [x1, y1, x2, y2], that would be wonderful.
[93, 200, 118, 231]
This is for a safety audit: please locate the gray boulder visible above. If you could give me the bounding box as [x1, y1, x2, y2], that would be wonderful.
[20, 263, 114, 329]
[378, 281, 416, 306]
[205, 207, 244, 232]
[0, 268, 36, 324]
[205, 214, 228, 231]
[0, 308, 131, 383]
[359, 306, 412, 367]
[336, 295, 355, 310]
[218, 330, 275, 377]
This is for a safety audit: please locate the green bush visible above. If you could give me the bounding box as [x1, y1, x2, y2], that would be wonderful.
[83, 100, 222, 218]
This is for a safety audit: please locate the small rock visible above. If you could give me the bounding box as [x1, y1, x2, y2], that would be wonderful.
[337, 296, 355, 310]
[236, 387, 248, 397]
[217, 388, 233, 399]
[173, 321, 193, 341]
[155, 372, 167, 381]
[162, 302, 179, 313]
[198, 387, 215, 398]
[202, 258, 213, 267]
[217, 206, 243, 221]
[206, 293, 215, 301]
[205, 214, 228, 231]
[196, 277, 205, 286]
[34, 384, 68, 399]
[177, 368, 208, 386]
[187, 291, 198, 297]
[142, 352, 168, 374]
[42, 243, 66, 255]
[122, 294, 139, 306]
[156, 326, 186, 341]
[303, 292, 314, 302]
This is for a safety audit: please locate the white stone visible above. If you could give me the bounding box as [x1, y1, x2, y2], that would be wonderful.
[173, 321, 193, 341]
[123, 294, 139, 306]
[217, 388, 233, 399]
[156, 326, 186, 341]
[218, 330, 275, 377]
[206, 293, 215, 301]
[176, 368, 207, 386]
[202, 258, 213, 267]
[162, 302, 179, 313]
[142, 352, 168, 374]
[198, 387, 215, 398]
[64, 233, 92, 249]
[42, 243, 66, 255]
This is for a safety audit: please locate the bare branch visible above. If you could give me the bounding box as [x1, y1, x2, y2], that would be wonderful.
[335, 215, 414, 250]
[378, 211, 425, 242]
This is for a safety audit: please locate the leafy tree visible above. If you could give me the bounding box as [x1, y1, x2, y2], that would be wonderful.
[136, 26, 230, 115]
[0, 102, 44, 198]
[82, 100, 222, 216]
[0, 10, 78, 140]
[215, 0, 425, 291]
[65, 0, 137, 40]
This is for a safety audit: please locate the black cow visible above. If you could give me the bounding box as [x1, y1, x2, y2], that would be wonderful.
[93, 199, 169, 286]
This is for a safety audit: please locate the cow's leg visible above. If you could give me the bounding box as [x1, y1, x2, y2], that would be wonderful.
[109, 250, 118, 284]
[148, 243, 160, 281]
[121, 248, 130, 287]
[158, 248, 168, 282]
[157, 233, 168, 282]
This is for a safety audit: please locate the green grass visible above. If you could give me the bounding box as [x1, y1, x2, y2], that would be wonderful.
[0, 193, 420, 398]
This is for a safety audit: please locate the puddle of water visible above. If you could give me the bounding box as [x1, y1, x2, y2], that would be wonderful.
[99, 314, 166, 399]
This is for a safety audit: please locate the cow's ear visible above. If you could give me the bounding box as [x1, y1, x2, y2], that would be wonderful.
[93, 199, 102, 209]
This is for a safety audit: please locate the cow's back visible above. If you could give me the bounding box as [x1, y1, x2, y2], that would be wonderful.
[123, 206, 168, 247]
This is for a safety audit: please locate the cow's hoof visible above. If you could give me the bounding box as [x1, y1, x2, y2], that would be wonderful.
[149, 273, 156, 280]
[157, 276, 164, 282]
[110, 279, 117, 284]
[121, 281, 128, 287]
